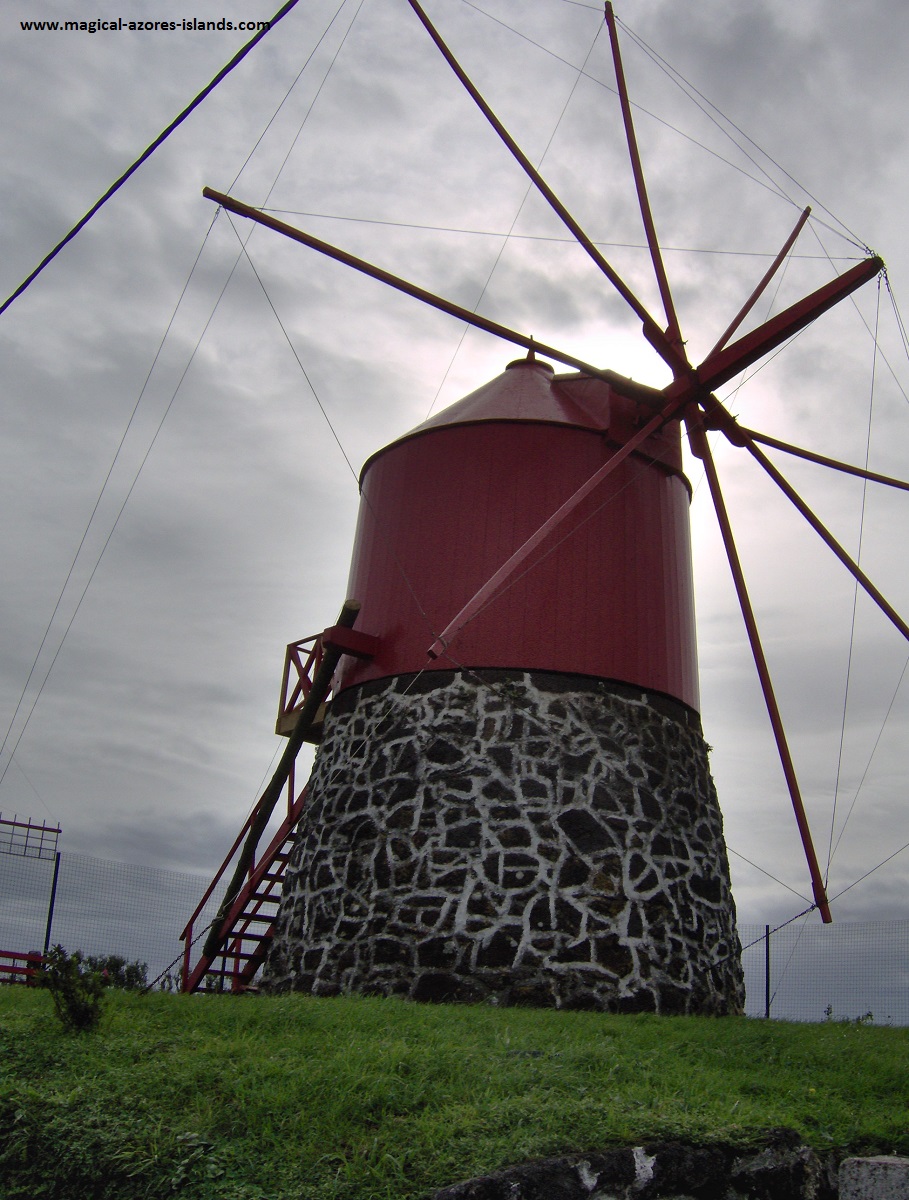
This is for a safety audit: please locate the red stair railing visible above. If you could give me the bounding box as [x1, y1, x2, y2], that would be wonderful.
[179, 773, 306, 992]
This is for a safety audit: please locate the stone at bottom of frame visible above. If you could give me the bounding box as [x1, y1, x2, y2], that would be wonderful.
[839, 1157, 909, 1200]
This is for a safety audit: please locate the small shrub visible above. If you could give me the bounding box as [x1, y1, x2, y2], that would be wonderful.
[85, 953, 148, 991]
[38, 945, 106, 1032]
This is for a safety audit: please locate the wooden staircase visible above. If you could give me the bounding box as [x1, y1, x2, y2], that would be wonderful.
[180, 602, 377, 993]
[180, 784, 307, 993]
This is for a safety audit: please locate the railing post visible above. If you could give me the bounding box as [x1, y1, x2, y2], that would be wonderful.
[181, 923, 193, 991]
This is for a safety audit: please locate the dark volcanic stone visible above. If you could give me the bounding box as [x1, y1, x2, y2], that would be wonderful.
[557, 856, 588, 887]
[594, 934, 634, 976]
[446, 822, 482, 849]
[499, 825, 532, 849]
[412, 972, 483, 1004]
[691, 874, 723, 903]
[417, 937, 459, 969]
[428, 739, 463, 766]
[371, 937, 410, 966]
[476, 930, 518, 969]
[520, 777, 549, 800]
[556, 809, 613, 854]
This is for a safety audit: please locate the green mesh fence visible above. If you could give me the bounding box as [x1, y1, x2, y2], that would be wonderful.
[1, 848, 907, 1020]
[0, 850, 226, 986]
[739, 919, 909, 1025]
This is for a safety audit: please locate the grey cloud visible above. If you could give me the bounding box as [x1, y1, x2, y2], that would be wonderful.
[2, 0, 907, 935]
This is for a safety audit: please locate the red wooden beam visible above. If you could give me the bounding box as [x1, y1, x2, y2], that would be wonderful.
[737, 425, 909, 492]
[685, 255, 883, 396]
[203, 188, 660, 396]
[707, 206, 812, 358]
[687, 415, 833, 922]
[604, 2, 685, 362]
[404, 0, 686, 376]
[321, 625, 378, 659]
[427, 393, 689, 659]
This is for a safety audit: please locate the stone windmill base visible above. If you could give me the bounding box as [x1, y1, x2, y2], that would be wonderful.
[263, 669, 744, 1016]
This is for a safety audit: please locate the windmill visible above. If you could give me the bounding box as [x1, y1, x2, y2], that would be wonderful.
[180, 2, 902, 1011]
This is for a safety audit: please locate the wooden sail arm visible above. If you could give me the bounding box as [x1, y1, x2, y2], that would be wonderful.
[707, 206, 812, 358]
[202, 188, 664, 398]
[744, 440, 909, 644]
[673, 255, 884, 399]
[733, 425, 909, 492]
[404, 0, 686, 377]
[687, 413, 833, 923]
[693, 396, 909, 646]
[604, 2, 685, 361]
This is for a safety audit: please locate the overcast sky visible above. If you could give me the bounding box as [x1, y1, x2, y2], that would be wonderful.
[1, 0, 908, 935]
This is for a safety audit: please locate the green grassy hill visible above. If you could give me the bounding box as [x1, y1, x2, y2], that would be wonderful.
[1, 987, 907, 1199]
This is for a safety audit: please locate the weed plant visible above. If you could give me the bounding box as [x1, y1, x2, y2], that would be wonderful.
[36, 945, 107, 1033]
[1, 986, 908, 1199]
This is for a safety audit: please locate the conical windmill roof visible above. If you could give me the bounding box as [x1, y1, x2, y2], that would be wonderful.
[360, 355, 673, 481]
[407, 357, 606, 433]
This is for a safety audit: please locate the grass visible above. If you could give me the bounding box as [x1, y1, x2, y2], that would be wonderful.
[1, 987, 908, 1199]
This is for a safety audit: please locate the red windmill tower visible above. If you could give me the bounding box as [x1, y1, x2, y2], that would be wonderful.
[180, 2, 900, 1012]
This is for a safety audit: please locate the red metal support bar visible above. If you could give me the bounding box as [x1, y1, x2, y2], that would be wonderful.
[427, 393, 689, 659]
[203, 189, 664, 399]
[687, 414, 833, 922]
[404, 0, 686, 376]
[277, 634, 325, 736]
[180, 807, 258, 943]
[604, 2, 685, 362]
[707, 206, 812, 358]
[742, 438, 909, 644]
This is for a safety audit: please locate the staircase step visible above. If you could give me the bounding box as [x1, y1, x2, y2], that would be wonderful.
[248, 883, 282, 897]
[203, 966, 260, 980]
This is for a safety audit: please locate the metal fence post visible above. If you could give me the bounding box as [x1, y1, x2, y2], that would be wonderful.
[43, 851, 61, 954]
[764, 924, 771, 1019]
